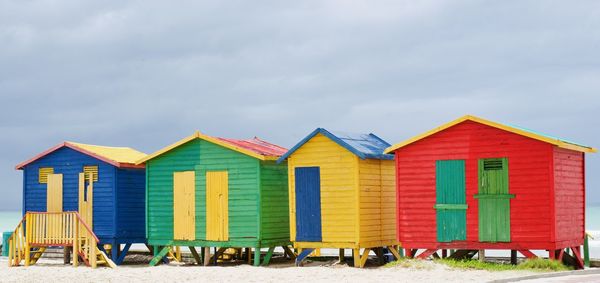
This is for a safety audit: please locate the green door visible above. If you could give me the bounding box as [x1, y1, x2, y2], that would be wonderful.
[435, 160, 467, 242]
[475, 158, 514, 242]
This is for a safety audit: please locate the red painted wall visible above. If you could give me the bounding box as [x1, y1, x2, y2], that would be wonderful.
[395, 120, 561, 249]
[553, 147, 585, 246]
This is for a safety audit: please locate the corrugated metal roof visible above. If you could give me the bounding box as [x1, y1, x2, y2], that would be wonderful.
[16, 142, 147, 169]
[136, 131, 287, 164]
[216, 137, 288, 157]
[277, 128, 394, 163]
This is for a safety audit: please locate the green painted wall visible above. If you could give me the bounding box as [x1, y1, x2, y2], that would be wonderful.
[146, 138, 289, 247]
[259, 161, 289, 241]
[195, 140, 260, 240]
[147, 139, 201, 241]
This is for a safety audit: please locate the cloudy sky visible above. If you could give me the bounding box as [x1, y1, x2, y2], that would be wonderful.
[1, 1, 599, 210]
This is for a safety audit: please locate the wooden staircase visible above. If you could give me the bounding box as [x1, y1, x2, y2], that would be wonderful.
[7, 212, 116, 268]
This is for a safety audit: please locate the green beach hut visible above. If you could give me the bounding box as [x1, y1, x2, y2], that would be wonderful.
[137, 131, 292, 266]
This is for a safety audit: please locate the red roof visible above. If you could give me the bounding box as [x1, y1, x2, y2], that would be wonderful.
[216, 137, 288, 157]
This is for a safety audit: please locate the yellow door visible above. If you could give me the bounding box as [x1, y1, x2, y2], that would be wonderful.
[47, 174, 63, 212]
[206, 171, 228, 241]
[78, 173, 94, 228]
[173, 171, 195, 240]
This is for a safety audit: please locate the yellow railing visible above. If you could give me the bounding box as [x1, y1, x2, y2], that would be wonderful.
[8, 212, 113, 268]
[7, 215, 26, 267]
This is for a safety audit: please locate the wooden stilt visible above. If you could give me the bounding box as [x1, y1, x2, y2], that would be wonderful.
[389, 246, 402, 260]
[115, 243, 132, 265]
[416, 249, 437, 259]
[441, 249, 447, 258]
[253, 247, 261, 267]
[518, 249, 536, 259]
[353, 249, 361, 267]
[510, 250, 517, 265]
[64, 246, 72, 264]
[571, 246, 584, 269]
[557, 249, 565, 261]
[189, 247, 201, 265]
[359, 248, 371, 268]
[282, 246, 296, 260]
[246, 248, 252, 265]
[339, 249, 345, 262]
[111, 243, 119, 263]
[478, 250, 485, 262]
[203, 247, 211, 266]
[262, 247, 275, 266]
[149, 246, 171, 266]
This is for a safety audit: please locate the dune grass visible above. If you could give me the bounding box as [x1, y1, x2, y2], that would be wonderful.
[436, 258, 571, 272]
[385, 257, 571, 272]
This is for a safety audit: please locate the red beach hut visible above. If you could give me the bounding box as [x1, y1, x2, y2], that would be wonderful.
[384, 115, 596, 269]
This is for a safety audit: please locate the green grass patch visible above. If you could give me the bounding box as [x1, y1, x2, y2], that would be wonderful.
[434, 258, 572, 272]
[516, 258, 571, 272]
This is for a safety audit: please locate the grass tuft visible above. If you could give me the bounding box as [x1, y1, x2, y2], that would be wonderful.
[434, 258, 572, 272]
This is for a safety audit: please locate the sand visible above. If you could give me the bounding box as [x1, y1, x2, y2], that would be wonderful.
[0, 257, 541, 283]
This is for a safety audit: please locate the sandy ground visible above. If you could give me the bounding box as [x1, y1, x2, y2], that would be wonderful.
[0, 256, 541, 283]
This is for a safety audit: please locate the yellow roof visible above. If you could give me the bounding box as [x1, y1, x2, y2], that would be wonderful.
[67, 142, 147, 164]
[136, 131, 280, 164]
[384, 115, 597, 154]
[16, 141, 147, 169]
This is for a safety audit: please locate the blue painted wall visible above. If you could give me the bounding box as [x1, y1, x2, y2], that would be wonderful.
[21, 147, 145, 244]
[115, 168, 146, 242]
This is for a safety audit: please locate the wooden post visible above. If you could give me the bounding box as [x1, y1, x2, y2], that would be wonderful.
[189, 247, 201, 265]
[339, 249, 345, 262]
[584, 234, 591, 267]
[73, 219, 79, 267]
[510, 250, 517, 265]
[478, 250, 485, 262]
[442, 249, 447, 258]
[24, 214, 31, 267]
[64, 246, 72, 264]
[247, 247, 252, 265]
[253, 247, 261, 267]
[203, 247, 211, 266]
[353, 248, 361, 267]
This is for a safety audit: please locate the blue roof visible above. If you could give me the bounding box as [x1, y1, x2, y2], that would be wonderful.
[277, 128, 394, 163]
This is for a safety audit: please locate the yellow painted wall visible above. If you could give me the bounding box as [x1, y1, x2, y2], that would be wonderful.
[380, 160, 397, 243]
[357, 159, 397, 245]
[288, 133, 358, 243]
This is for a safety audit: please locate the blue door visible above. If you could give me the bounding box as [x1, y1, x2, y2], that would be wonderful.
[295, 167, 322, 242]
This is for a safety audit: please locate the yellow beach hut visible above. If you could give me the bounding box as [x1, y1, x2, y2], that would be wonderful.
[277, 128, 401, 267]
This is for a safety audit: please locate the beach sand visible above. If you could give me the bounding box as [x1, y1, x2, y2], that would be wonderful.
[0, 256, 540, 283]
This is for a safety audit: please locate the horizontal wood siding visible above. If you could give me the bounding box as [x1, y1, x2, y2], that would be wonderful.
[259, 161, 290, 241]
[553, 147, 584, 244]
[116, 167, 146, 241]
[288, 133, 357, 243]
[358, 159, 381, 243]
[146, 140, 201, 242]
[358, 159, 397, 245]
[395, 121, 553, 249]
[195, 140, 260, 241]
[380, 159, 397, 243]
[22, 147, 116, 241]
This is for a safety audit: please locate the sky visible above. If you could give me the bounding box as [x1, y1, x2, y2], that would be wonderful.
[0, 1, 599, 211]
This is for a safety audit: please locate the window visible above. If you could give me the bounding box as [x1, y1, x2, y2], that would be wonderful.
[83, 165, 98, 181]
[483, 159, 504, 170]
[39, 167, 54, 184]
